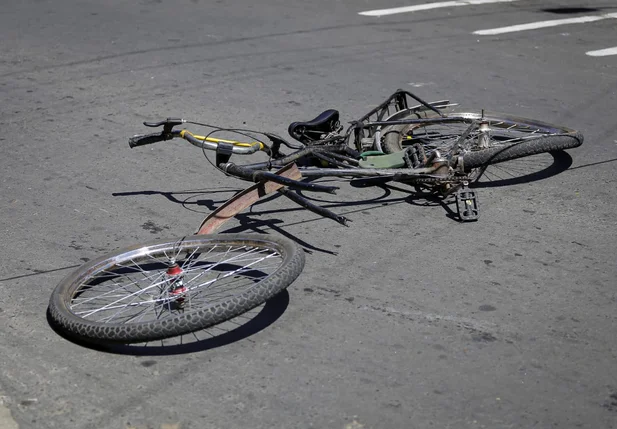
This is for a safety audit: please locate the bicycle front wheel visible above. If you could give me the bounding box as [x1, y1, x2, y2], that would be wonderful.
[380, 111, 583, 170]
[49, 234, 305, 344]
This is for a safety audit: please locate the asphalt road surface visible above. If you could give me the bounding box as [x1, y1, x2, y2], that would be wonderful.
[1, 0, 616, 428]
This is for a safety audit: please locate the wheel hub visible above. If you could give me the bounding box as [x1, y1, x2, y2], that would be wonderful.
[164, 263, 187, 308]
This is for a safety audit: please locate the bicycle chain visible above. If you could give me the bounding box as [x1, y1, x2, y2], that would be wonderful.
[395, 173, 475, 184]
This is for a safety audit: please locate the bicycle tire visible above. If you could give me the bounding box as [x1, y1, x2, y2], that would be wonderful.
[380, 111, 583, 171]
[48, 234, 305, 344]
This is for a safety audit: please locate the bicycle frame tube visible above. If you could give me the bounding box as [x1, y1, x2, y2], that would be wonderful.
[196, 163, 303, 234]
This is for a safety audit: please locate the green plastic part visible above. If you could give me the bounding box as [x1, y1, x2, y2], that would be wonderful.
[360, 151, 385, 159]
[358, 150, 407, 169]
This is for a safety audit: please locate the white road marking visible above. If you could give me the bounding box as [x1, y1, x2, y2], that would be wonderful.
[359, 0, 517, 17]
[407, 82, 435, 87]
[586, 46, 617, 57]
[474, 12, 617, 35]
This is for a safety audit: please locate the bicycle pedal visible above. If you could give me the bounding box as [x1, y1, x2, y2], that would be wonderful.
[455, 188, 479, 221]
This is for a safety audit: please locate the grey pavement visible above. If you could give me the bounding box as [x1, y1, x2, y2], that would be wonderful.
[1, 0, 616, 428]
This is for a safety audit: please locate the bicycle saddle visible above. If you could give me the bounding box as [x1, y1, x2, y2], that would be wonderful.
[288, 109, 340, 144]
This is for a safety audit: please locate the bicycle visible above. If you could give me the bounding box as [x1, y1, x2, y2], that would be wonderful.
[48, 89, 583, 345]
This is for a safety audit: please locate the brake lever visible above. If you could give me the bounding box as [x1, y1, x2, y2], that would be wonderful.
[143, 118, 185, 135]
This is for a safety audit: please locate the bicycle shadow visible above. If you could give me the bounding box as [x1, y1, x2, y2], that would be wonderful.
[471, 150, 573, 188]
[47, 290, 290, 356]
[112, 188, 243, 214]
[112, 150, 574, 232]
[220, 215, 339, 255]
[348, 151, 574, 221]
[111, 182, 410, 254]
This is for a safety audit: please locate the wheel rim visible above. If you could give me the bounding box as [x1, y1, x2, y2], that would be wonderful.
[65, 238, 286, 325]
[396, 112, 568, 156]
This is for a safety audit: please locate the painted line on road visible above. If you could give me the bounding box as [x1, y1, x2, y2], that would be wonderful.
[474, 12, 617, 35]
[359, 0, 517, 17]
[586, 46, 617, 57]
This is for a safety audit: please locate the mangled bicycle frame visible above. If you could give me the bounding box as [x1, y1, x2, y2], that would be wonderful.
[131, 89, 570, 232]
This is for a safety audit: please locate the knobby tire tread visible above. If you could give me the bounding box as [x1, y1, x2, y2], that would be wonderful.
[461, 132, 583, 170]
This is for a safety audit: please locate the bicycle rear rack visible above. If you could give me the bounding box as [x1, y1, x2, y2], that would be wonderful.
[349, 89, 453, 152]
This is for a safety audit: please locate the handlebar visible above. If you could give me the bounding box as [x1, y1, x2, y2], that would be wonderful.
[179, 130, 263, 154]
[127, 119, 339, 195]
[128, 123, 263, 155]
[128, 132, 173, 148]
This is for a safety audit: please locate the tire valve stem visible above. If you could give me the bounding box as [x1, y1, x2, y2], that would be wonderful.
[166, 263, 187, 306]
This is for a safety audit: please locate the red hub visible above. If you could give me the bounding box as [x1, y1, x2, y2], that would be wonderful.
[166, 264, 186, 304]
[166, 264, 183, 276]
[169, 286, 187, 303]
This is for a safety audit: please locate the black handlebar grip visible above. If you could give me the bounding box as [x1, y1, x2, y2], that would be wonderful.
[128, 132, 167, 148]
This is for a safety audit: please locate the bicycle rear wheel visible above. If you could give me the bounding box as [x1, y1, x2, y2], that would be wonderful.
[380, 111, 583, 171]
[49, 234, 305, 344]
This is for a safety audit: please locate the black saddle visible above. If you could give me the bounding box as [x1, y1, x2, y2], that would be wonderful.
[288, 109, 340, 144]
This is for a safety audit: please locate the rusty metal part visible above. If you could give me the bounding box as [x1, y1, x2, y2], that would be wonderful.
[196, 163, 302, 235]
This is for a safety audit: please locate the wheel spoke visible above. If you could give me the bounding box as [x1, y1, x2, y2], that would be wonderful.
[66, 240, 284, 324]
